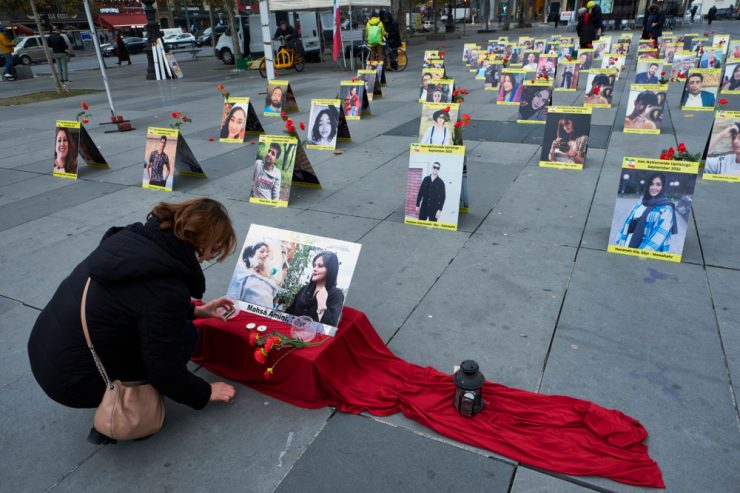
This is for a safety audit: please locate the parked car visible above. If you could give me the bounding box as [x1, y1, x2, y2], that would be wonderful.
[163, 32, 196, 49]
[100, 37, 147, 57]
[196, 26, 227, 47]
[13, 35, 49, 65]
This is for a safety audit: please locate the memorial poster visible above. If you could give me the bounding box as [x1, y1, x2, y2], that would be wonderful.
[554, 61, 579, 91]
[624, 84, 667, 134]
[142, 127, 178, 191]
[584, 69, 617, 108]
[226, 224, 362, 336]
[704, 111, 740, 182]
[517, 81, 552, 123]
[497, 69, 525, 105]
[680, 68, 720, 111]
[608, 157, 699, 263]
[721, 59, 740, 94]
[219, 96, 264, 143]
[418, 102, 459, 145]
[306, 99, 345, 151]
[340, 80, 369, 120]
[539, 106, 592, 170]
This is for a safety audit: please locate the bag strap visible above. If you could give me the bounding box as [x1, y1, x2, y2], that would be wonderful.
[81, 277, 114, 389]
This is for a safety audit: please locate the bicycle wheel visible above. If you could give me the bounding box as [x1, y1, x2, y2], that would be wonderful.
[395, 49, 408, 71]
[294, 54, 305, 72]
[258, 59, 267, 78]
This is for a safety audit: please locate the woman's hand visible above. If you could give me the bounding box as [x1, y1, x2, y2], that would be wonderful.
[210, 382, 236, 403]
[195, 296, 237, 321]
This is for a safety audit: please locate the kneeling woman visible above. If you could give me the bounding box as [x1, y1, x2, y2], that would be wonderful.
[28, 198, 238, 443]
[616, 173, 677, 251]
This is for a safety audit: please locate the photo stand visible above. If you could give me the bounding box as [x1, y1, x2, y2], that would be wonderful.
[539, 106, 593, 170]
[624, 84, 668, 135]
[264, 80, 299, 117]
[357, 69, 383, 101]
[366, 60, 386, 86]
[339, 80, 371, 120]
[703, 110, 740, 182]
[142, 126, 207, 192]
[607, 157, 699, 263]
[306, 99, 351, 151]
[404, 143, 467, 231]
[52, 120, 110, 180]
[249, 134, 320, 209]
[219, 96, 265, 143]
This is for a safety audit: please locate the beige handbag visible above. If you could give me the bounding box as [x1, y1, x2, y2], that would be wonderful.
[81, 278, 165, 441]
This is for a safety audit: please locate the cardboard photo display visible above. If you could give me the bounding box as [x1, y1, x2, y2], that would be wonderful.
[264, 80, 298, 117]
[419, 68, 445, 101]
[576, 49, 594, 71]
[498, 69, 525, 105]
[698, 47, 724, 68]
[671, 52, 697, 81]
[306, 99, 350, 150]
[366, 60, 386, 85]
[539, 106, 592, 170]
[464, 46, 482, 66]
[680, 68, 720, 111]
[554, 61, 579, 91]
[521, 50, 540, 71]
[601, 54, 626, 79]
[634, 61, 663, 84]
[423, 50, 440, 63]
[608, 157, 699, 263]
[517, 81, 552, 124]
[424, 79, 454, 103]
[584, 69, 617, 108]
[53, 120, 109, 179]
[357, 69, 383, 101]
[536, 54, 557, 79]
[418, 102, 459, 145]
[249, 134, 319, 208]
[704, 110, 740, 182]
[721, 59, 740, 94]
[624, 84, 668, 135]
[484, 61, 504, 90]
[226, 224, 362, 337]
[219, 96, 264, 143]
[339, 80, 370, 120]
[462, 43, 478, 63]
[142, 126, 206, 191]
[404, 144, 466, 231]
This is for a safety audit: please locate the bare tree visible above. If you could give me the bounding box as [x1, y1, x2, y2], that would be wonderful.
[28, 0, 67, 94]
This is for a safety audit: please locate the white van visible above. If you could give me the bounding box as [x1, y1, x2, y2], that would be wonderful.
[215, 12, 320, 64]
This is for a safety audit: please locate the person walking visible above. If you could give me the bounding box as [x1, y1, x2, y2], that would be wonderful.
[115, 32, 131, 65]
[385, 13, 401, 69]
[576, 7, 597, 49]
[690, 4, 698, 23]
[708, 5, 717, 24]
[48, 27, 70, 83]
[0, 24, 14, 80]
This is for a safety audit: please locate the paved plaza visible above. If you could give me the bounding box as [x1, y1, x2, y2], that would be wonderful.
[1, 20, 740, 493]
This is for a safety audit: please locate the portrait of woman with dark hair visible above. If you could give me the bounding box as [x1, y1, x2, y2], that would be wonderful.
[286, 251, 344, 327]
[722, 64, 740, 92]
[226, 242, 278, 307]
[53, 126, 79, 174]
[307, 106, 339, 147]
[518, 86, 551, 121]
[497, 73, 523, 103]
[585, 73, 611, 105]
[547, 117, 588, 164]
[219, 105, 247, 141]
[615, 173, 677, 252]
[421, 109, 452, 145]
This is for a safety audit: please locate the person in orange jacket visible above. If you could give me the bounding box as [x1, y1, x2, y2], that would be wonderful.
[0, 25, 16, 80]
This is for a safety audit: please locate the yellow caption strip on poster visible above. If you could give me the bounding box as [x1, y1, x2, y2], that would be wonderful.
[249, 197, 289, 208]
[260, 134, 297, 145]
[148, 126, 179, 137]
[404, 218, 457, 231]
[227, 96, 250, 104]
[56, 120, 80, 128]
[607, 244, 682, 263]
[143, 183, 173, 192]
[410, 143, 465, 155]
[540, 161, 584, 170]
[624, 84, 669, 135]
[622, 156, 700, 175]
[52, 170, 78, 180]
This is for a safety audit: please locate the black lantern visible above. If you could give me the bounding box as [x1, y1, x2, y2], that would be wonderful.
[453, 360, 485, 417]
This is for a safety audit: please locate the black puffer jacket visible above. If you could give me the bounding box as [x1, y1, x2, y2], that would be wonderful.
[28, 216, 211, 410]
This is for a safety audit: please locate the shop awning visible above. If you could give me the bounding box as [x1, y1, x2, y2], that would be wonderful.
[98, 13, 147, 29]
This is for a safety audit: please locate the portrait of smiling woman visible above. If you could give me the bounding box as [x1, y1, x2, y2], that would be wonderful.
[518, 86, 551, 121]
[53, 126, 79, 174]
[615, 173, 677, 252]
[307, 106, 339, 147]
[219, 105, 247, 141]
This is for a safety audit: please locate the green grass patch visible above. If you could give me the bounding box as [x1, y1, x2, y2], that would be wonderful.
[0, 88, 103, 106]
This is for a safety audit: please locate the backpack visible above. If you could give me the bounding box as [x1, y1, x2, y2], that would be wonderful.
[368, 24, 382, 46]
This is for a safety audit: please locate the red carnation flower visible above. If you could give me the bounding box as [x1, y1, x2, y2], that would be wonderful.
[454, 121, 463, 128]
[280, 111, 288, 118]
[81, 101, 89, 110]
[264, 338, 275, 352]
[81, 118, 89, 124]
[248, 332, 258, 346]
[299, 121, 305, 131]
[667, 146, 676, 156]
[592, 87, 601, 95]
[443, 106, 450, 113]
[719, 98, 729, 105]
[661, 71, 666, 76]
[678, 73, 686, 79]
[249, 140, 256, 145]
[181, 116, 187, 122]
[264, 369, 273, 380]
[678, 143, 687, 153]
[208, 137, 215, 141]
[254, 348, 267, 364]
[217, 82, 224, 90]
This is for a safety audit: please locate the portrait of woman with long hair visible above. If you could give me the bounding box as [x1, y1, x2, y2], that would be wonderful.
[307, 106, 339, 147]
[518, 86, 551, 121]
[615, 173, 677, 252]
[722, 64, 740, 92]
[547, 117, 588, 164]
[497, 73, 522, 103]
[219, 105, 247, 141]
[53, 127, 79, 174]
[286, 251, 344, 327]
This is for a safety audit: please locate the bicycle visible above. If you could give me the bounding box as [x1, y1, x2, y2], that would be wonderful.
[358, 41, 408, 71]
[258, 36, 304, 78]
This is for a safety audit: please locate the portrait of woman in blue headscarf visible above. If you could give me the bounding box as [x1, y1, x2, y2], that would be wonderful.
[615, 172, 677, 251]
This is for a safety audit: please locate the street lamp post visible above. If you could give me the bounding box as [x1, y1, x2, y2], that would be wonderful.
[141, 0, 161, 80]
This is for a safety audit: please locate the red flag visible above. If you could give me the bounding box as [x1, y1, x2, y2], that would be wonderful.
[333, 0, 342, 62]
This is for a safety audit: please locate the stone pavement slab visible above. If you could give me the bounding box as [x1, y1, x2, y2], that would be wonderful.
[273, 413, 515, 493]
[510, 467, 597, 493]
[705, 266, 740, 401]
[538, 248, 740, 492]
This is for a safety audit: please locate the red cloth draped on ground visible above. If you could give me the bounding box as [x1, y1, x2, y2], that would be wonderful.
[193, 307, 664, 488]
